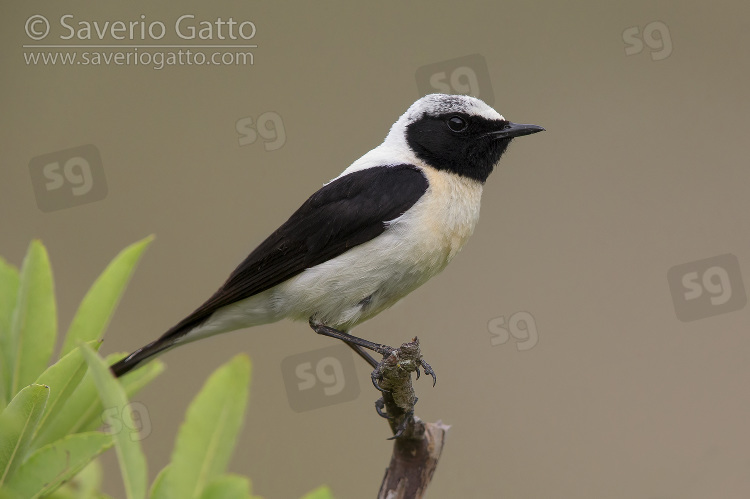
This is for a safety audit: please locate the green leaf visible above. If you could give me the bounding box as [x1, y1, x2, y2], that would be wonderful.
[69, 458, 104, 499]
[148, 464, 170, 499]
[162, 355, 251, 499]
[7, 241, 57, 399]
[61, 236, 153, 358]
[0, 257, 20, 411]
[35, 353, 163, 448]
[0, 384, 49, 488]
[35, 488, 75, 499]
[300, 486, 334, 499]
[2, 432, 112, 499]
[199, 474, 252, 499]
[0, 258, 19, 336]
[81, 344, 147, 499]
[30, 341, 101, 449]
[117, 357, 165, 401]
[0, 486, 23, 499]
[47, 458, 103, 499]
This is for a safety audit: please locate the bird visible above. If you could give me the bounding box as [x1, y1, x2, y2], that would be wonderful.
[110, 93, 544, 383]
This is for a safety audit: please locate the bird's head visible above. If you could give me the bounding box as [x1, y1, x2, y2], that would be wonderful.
[387, 93, 544, 183]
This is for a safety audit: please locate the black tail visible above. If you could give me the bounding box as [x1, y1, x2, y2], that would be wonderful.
[110, 338, 175, 377]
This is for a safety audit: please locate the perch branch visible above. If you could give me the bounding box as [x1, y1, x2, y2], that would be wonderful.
[375, 337, 449, 499]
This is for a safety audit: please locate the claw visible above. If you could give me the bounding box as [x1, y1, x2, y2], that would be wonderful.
[375, 398, 390, 419]
[387, 411, 413, 440]
[371, 371, 386, 392]
[421, 359, 437, 387]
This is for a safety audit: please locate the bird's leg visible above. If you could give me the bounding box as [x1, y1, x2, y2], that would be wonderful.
[344, 342, 379, 369]
[308, 319, 436, 393]
[309, 319, 395, 391]
[308, 319, 394, 357]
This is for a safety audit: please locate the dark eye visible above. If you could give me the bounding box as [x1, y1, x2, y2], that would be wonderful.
[446, 116, 468, 132]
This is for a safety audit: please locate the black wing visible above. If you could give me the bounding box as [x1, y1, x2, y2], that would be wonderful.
[111, 164, 428, 376]
[162, 164, 428, 341]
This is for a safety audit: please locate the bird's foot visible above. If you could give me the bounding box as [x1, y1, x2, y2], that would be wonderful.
[375, 397, 389, 418]
[375, 395, 419, 419]
[414, 358, 437, 386]
[370, 337, 436, 392]
[370, 346, 395, 392]
[387, 409, 415, 440]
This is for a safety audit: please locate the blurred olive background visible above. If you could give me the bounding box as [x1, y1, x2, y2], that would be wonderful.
[2, 2, 749, 498]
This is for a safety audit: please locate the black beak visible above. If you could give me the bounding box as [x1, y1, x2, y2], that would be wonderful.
[491, 122, 545, 139]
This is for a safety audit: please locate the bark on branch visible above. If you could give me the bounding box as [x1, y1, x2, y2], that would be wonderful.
[376, 338, 449, 499]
